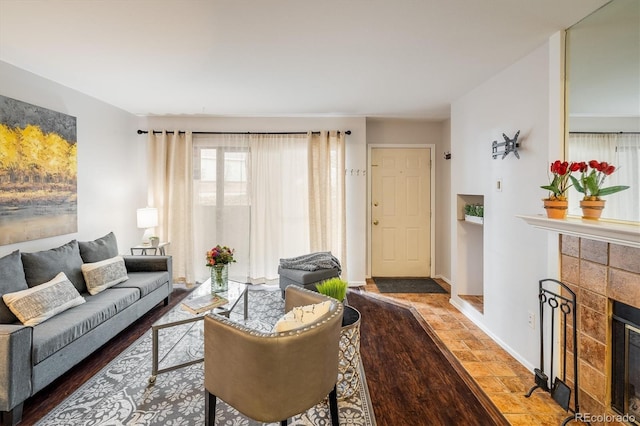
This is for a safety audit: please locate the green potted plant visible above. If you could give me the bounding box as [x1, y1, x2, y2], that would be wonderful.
[464, 203, 484, 225]
[316, 277, 348, 302]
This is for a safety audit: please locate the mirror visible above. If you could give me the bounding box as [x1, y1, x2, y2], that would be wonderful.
[565, 0, 639, 222]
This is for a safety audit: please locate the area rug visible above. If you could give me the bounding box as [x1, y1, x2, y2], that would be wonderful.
[35, 287, 376, 425]
[372, 277, 447, 293]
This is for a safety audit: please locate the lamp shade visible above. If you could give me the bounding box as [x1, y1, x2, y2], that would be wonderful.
[137, 207, 158, 229]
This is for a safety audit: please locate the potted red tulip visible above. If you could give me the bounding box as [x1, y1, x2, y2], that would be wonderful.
[569, 161, 629, 220]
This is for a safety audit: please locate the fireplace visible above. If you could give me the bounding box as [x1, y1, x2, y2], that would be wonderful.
[612, 301, 640, 424]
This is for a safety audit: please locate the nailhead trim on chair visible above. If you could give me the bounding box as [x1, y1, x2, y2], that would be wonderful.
[206, 287, 344, 337]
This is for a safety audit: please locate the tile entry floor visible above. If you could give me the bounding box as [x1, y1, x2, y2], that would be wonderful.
[361, 279, 588, 426]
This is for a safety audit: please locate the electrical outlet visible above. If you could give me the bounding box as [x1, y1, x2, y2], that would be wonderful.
[528, 311, 535, 329]
[496, 178, 503, 192]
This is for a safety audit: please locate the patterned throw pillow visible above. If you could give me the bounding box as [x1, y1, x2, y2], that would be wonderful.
[2, 272, 86, 326]
[272, 300, 333, 333]
[81, 256, 129, 295]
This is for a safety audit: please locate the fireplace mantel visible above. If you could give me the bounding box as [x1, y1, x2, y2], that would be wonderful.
[517, 214, 640, 248]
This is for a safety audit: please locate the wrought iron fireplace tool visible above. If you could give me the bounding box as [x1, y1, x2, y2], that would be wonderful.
[525, 279, 586, 426]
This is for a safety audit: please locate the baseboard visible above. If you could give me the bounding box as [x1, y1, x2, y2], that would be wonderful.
[449, 296, 536, 373]
[434, 274, 451, 285]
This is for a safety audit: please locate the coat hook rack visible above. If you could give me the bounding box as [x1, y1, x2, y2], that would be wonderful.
[345, 168, 366, 176]
[492, 130, 520, 159]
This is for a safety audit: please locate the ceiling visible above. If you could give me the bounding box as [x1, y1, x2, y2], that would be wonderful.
[0, 0, 608, 119]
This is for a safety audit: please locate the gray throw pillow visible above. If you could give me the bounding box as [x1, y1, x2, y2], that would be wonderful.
[21, 240, 87, 293]
[79, 232, 119, 263]
[0, 250, 29, 324]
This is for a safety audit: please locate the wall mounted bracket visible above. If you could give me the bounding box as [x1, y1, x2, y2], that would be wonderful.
[492, 130, 520, 159]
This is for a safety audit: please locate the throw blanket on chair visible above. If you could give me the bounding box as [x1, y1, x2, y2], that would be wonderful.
[279, 252, 341, 273]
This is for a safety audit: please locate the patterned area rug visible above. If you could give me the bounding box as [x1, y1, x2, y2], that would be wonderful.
[36, 286, 375, 425]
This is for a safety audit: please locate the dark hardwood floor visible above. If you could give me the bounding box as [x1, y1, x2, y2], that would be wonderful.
[19, 286, 194, 426]
[19, 286, 507, 426]
[348, 290, 509, 426]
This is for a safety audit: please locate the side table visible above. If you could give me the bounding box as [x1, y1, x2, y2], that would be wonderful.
[130, 242, 170, 255]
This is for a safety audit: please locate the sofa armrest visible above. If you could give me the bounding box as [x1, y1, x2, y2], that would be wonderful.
[0, 325, 32, 412]
[123, 255, 173, 293]
[123, 255, 171, 273]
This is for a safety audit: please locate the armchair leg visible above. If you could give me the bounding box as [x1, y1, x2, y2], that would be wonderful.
[205, 390, 216, 426]
[329, 385, 339, 426]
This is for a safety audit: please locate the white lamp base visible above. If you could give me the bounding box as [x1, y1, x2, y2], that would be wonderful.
[141, 228, 155, 245]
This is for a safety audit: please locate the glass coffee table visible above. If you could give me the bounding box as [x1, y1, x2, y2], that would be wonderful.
[148, 279, 249, 384]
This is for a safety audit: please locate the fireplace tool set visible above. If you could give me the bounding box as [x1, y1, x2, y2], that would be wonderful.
[525, 279, 585, 426]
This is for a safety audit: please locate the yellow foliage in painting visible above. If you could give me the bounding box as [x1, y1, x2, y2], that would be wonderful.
[0, 123, 76, 183]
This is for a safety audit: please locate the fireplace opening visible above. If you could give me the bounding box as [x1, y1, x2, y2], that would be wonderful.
[612, 301, 640, 424]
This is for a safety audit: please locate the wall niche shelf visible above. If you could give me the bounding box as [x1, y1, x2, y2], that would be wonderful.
[464, 214, 484, 225]
[456, 194, 485, 315]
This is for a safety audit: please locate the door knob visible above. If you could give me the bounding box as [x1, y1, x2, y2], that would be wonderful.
[373, 220, 379, 225]
[374, 202, 378, 206]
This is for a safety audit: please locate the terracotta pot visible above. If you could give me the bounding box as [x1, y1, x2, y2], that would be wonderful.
[580, 199, 606, 220]
[543, 199, 568, 219]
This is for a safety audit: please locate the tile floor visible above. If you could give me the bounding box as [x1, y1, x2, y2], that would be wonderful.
[360, 279, 587, 426]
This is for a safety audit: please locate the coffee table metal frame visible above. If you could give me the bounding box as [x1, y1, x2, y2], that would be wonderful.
[149, 279, 248, 384]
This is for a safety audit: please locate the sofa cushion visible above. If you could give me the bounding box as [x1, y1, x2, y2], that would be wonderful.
[31, 287, 139, 364]
[0, 250, 29, 324]
[3, 272, 86, 326]
[273, 300, 332, 332]
[81, 256, 129, 295]
[112, 271, 168, 297]
[79, 232, 119, 263]
[21, 240, 87, 293]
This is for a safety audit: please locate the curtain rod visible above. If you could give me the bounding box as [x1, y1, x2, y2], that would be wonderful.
[137, 129, 351, 136]
[569, 131, 640, 134]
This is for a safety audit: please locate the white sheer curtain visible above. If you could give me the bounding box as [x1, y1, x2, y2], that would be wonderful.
[249, 134, 310, 283]
[192, 134, 250, 283]
[187, 131, 346, 284]
[308, 131, 346, 277]
[147, 131, 194, 284]
[568, 133, 639, 221]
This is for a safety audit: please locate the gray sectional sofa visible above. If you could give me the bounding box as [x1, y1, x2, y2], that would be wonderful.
[0, 233, 173, 425]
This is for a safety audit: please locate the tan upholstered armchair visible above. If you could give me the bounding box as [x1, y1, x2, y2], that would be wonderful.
[204, 285, 343, 426]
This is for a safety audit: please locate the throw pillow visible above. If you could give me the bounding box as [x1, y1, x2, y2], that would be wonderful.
[79, 232, 119, 263]
[81, 256, 129, 295]
[0, 250, 29, 324]
[21, 240, 87, 293]
[2, 272, 85, 326]
[273, 300, 333, 333]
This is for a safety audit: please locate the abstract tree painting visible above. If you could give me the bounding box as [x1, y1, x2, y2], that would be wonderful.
[0, 95, 77, 245]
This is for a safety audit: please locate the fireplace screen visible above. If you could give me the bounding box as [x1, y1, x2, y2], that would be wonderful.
[612, 301, 640, 424]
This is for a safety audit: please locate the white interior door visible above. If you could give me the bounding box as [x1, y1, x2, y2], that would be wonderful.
[371, 148, 431, 277]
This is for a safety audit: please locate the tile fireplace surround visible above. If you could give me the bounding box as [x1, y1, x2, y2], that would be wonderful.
[520, 215, 640, 424]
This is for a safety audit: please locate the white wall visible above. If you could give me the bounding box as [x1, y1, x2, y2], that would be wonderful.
[450, 33, 564, 370]
[365, 117, 450, 280]
[139, 115, 368, 285]
[0, 61, 145, 257]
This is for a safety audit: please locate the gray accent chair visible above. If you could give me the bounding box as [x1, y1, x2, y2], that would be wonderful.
[204, 286, 342, 426]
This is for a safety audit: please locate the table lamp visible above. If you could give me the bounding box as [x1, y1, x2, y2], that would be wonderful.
[137, 207, 158, 245]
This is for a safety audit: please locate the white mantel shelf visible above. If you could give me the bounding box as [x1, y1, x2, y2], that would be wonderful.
[517, 214, 640, 248]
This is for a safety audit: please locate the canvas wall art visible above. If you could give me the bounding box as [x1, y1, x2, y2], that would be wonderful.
[0, 95, 77, 245]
